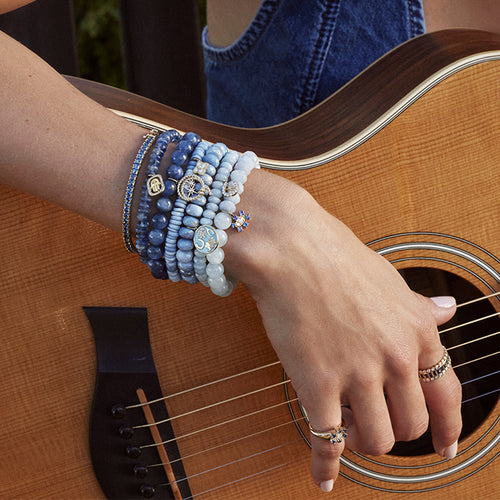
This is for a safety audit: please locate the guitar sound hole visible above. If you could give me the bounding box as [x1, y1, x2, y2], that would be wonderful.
[389, 267, 499, 457]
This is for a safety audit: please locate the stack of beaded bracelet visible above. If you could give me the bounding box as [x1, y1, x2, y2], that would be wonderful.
[124, 130, 260, 296]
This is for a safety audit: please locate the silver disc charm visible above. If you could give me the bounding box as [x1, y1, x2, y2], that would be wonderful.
[194, 225, 219, 254]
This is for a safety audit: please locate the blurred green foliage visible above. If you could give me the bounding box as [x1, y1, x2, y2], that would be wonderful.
[74, 0, 206, 89]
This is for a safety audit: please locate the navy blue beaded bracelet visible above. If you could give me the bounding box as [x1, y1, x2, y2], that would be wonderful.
[144, 132, 201, 279]
[135, 129, 182, 263]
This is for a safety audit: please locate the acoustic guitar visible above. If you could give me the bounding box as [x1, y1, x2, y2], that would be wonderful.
[1, 29, 499, 499]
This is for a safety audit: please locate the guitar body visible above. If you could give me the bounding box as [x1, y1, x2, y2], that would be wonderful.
[1, 30, 499, 499]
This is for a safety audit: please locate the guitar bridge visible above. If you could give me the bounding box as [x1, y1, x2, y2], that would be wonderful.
[84, 307, 191, 499]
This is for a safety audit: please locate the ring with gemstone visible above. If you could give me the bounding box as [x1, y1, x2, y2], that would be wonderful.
[308, 421, 348, 444]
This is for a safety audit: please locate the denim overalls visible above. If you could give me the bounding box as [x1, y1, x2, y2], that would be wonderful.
[203, 0, 425, 127]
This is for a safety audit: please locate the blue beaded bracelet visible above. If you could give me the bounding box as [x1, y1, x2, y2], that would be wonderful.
[135, 129, 182, 262]
[164, 140, 210, 282]
[144, 132, 201, 279]
[177, 142, 228, 283]
[122, 129, 160, 253]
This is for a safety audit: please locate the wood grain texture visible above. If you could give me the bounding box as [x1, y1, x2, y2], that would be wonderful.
[1, 30, 499, 499]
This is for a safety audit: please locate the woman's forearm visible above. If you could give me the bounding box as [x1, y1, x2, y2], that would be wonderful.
[0, 29, 145, 232]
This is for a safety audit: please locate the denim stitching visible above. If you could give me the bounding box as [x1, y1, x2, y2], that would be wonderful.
[294, 0, 341, 116]
[408, 0, 426, 36]
[203, 0, 281, 63]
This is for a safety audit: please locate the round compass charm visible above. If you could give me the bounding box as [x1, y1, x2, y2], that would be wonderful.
[177, 174, 211, 202]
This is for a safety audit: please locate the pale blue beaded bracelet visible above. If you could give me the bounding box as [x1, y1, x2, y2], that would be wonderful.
[177, 142, 228, 283]
[194, 150, 260, 296]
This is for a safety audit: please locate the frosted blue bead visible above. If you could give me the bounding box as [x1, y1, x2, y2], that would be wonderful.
[148, 229, 165, 246]
[151, 213, 168, 229]
[211, 181, 223, 190]
[183, 215, 199, 228]
[211, 188, 223, 198]
[178, 238, 194, 251]
[176, 250, 193, 263]
[202, 209, 216, 219]
[202, 174, 212, 185]
[179, 227, 194, 239]
[147, 245, 163, 260]
[157, 196, 173, 213]
[208, 196, 221, 204]
[206, 263, 224, 278]
[199, 217, 213, 225]
[186, 204, 203, 217]
[220, 200, 236, 213]
[192, 196, 207, 207]
[231, 170, 247, 183]
[206, 202, 218, 212]
[217, 167, 231, 179]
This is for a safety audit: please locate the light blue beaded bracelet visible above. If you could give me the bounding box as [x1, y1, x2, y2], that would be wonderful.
[122, 129, 160, 253]
[164, 140, 210, 282]
[177, 142, 228, 283]
[194, 150, 260, 296]
[193, 148, 239, 286]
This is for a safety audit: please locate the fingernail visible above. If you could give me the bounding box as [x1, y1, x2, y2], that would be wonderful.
[430, 296, 456, 308]
[442, 441, 458, 459]
[320, 479, 334, 492]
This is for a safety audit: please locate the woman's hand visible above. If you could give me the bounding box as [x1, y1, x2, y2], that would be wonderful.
[224, 169, 462, 492]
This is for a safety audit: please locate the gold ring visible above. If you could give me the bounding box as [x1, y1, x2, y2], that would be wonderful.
[308, 421, 348, 444]
[418, 345, 452, 382]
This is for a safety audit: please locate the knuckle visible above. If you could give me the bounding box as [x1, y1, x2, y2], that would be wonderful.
[360, 438, 395, 456]
[314, 443, 342, 461]
[395, 417, 429, 442]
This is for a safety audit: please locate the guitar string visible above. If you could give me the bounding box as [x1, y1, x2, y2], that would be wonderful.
[178, 458, 305, 500]
[126, 292, 500, 413]
[137, 345, 499, 453]
[141, 383, 500, 496]
[147, 416, 307, 469]
[139, 397, 300, 450]
[146, 366, 500, 471]
[155, 438, 303, 488]
[132, 327, 499, 432]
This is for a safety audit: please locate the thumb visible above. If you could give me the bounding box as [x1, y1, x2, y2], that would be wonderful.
[428, 296, 457, 326]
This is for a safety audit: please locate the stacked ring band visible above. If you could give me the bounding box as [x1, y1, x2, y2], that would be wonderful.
[418, 345, 452, 382]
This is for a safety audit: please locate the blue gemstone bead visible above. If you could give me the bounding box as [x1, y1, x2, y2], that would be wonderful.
[182, 215, 199, 228]
[183, 132, 200, 143]
[179, 227, 194, 239]
[148, 258, 166, 274]
[178, 238, 194, 251]
[151, 213, 168, 229]
[163, 180, 177, 196]
[148, 229, 165, 246]
[176, 250, 193, 263]
[171, 150, 189, 165]
[167, 164, 184, 180]
[157, 196, 173, 213]
[204, 152, 220, 166]
[186, 204, 203, 217]
[147, 245, 163, 260]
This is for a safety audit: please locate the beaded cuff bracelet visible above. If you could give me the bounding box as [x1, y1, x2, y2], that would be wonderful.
[122, 129, 160, 253]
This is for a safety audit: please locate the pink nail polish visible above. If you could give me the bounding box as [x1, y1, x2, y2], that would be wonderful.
[320, 480, 334, 492]
[443, 441, 458, 459]
[430, 296, 456, 308]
